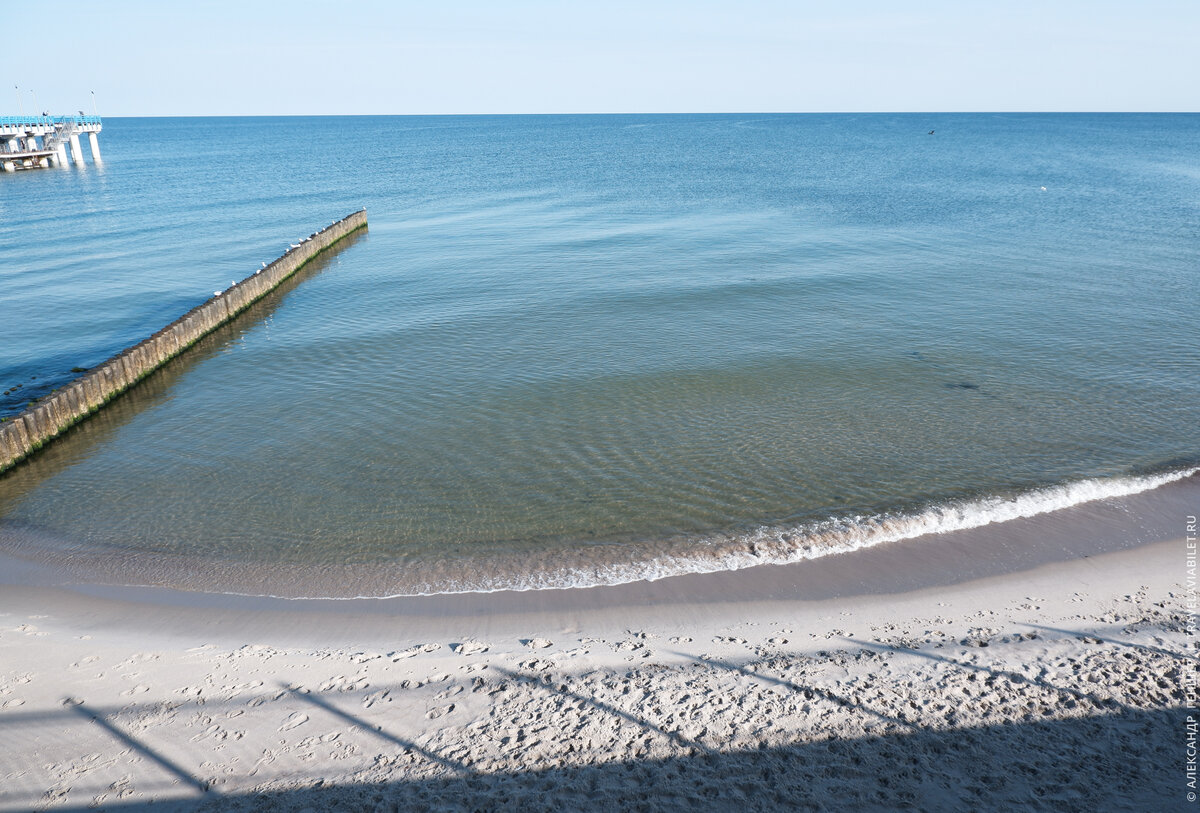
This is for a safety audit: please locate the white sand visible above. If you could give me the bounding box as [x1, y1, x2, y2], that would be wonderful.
[0, 485, 1195, 811]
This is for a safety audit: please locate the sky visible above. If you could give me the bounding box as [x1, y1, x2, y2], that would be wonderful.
[8, 1, 1198, 116]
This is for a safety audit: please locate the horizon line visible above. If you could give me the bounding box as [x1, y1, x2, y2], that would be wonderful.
[32, 110, 1200, 118]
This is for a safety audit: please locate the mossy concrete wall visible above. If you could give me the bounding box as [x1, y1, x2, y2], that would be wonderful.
[0, 209, 367, 473]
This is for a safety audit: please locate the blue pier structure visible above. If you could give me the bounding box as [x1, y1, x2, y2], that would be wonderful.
[0, 114, 103, 171]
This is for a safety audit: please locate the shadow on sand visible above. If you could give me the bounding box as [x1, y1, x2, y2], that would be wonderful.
[9, 669, 1179, 812]
[27, 706, 1181, 812]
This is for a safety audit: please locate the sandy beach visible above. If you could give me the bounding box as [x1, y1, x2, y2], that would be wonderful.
[1, 478, 1195, 811]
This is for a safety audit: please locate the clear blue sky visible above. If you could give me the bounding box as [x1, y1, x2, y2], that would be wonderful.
[9, 0, 1197, 116]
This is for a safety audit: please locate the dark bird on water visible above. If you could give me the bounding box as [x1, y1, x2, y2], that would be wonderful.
[928, 130, 935, 135]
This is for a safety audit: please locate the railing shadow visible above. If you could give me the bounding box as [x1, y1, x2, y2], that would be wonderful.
[68, 700, 214, 797]
[843, 637, 1132, 712]
[0, 640, 1183, 813]
[283, 684, 473, 775]
[18, 706, 1179, 812]
[493, 667, 713, 755]
[1020, 622, 1196, 661]
[672, 652, 916, 731]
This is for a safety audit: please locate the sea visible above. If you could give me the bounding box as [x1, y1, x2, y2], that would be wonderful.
[0, 113, 1197, 598]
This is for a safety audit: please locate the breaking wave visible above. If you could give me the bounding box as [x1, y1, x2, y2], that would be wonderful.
[355, 464, 1200, 597]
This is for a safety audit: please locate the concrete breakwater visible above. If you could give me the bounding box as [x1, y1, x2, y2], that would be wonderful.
[0, 209, 367, 473]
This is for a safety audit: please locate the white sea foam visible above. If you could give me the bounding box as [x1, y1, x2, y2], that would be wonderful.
[396, 465, 1199, 596]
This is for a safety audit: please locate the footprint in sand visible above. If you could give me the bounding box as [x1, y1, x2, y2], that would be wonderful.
[121, 685, 150, 697]
[450, 640, 489, 655]
[553, 647, 590, 660]
[362, 690, 390, 709]
[279, 712, 309, 732]
[425, 703, 455, 719]
[391, 643, 441, 660]
[320, 676, 353, 692]
[522, 638, 553, 649]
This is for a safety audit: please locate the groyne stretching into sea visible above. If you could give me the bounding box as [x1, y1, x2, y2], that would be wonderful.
[0, 209, 367, 473]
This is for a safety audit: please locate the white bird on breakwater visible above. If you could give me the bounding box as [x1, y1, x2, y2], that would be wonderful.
[261, 262, 267, 268]
[214, 291, 222, 296]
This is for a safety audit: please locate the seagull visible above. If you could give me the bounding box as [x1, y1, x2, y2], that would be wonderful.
[214, 291, 222, 297]
[261, 262, 267, 268]
[928, 130, 935, 135]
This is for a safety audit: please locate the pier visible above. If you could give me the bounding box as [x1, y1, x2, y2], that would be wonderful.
[0, 114, 102, 171]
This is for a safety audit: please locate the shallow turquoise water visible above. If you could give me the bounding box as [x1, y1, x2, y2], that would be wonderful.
[1, 114, 1197, 595]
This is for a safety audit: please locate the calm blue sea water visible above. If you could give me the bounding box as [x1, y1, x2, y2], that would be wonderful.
[1, 114, 1198, 596]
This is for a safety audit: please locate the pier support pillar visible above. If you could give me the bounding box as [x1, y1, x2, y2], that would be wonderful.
[2, 160, 14, 173]
[88, 132, 101, 163]
[69, 134, 84, 166]
[56, 143, 69, 167]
